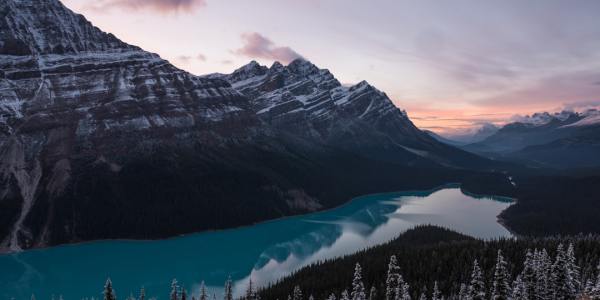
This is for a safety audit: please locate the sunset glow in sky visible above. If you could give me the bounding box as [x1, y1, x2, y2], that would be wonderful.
[62, 0, 600, 135]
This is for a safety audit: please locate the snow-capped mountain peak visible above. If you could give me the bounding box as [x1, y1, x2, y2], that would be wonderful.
[562, 109, 600, 128]
[210, 59, 432, 151]
[511, 111, 579, 127]
[212, 59, 402, 123]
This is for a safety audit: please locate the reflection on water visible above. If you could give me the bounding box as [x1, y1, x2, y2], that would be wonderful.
[0, 186, 512, 300]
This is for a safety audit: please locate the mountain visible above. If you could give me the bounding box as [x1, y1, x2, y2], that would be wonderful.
[425, 130, 465, 146]
[463, 110, 600, 168]
[438, 123, 499, 145]
[0, 0, 493, 252]
[209, 60, 492, 169]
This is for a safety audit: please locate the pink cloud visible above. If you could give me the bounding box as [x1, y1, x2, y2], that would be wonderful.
[196, 53, 207, 61]
[233, 32, 302, 64]
[88, 0, 205, 14]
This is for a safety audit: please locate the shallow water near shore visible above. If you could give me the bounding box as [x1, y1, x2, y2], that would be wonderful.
[0, 186, 512, 300]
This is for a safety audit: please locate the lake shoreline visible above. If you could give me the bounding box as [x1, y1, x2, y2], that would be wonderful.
[0, 182, 511, 256]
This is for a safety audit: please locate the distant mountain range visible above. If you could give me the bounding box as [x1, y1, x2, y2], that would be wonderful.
[0, 0, 497, 251]
[426, 123, 499, 146]
[461, 110, 600, 168]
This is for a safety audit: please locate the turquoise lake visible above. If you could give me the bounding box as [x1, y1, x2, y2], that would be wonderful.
[0, 186, 513, 300]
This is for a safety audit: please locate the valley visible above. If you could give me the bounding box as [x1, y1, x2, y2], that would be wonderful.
[1, 0, 600, 299]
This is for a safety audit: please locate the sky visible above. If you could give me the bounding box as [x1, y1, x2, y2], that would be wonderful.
[61, 0, 600, 136]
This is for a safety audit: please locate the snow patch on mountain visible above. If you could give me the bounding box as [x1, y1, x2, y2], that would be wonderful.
[511, 111, 577, 127]
[561, 109, 600, 128]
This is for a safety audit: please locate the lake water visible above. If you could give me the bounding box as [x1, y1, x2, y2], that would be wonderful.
[0, 186, 513, 300]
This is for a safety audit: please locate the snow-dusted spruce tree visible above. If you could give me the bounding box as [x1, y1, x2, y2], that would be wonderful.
[490, 250, 510, 300]
[170, 279, 179, 300]
[584, 279, 594, 297]
[400, 282, 411, 300]
[352, 263, 367, 300]
[308, 294, 315, 300]
[552, 243, 577, 300]
[104, 278, 116, 300]
[341, 290, 350, 300]
[199, 281, 208, 300]
[589, 262, 600, 299]
[431, 282, 441, 300]
[511, 275, 528, 300]
[327, 293, 337, 300]
[457, 283, 467, 300]
[139, 287, 145, 300]
[418, 292, 427, 300]
[566, 243, 581, 294]
[467, 260, 486, 300]
[224, 276, 233, 300]
[181, 289, 188, 300]
[519, 250, 536, 299]
[535, 249, 553, 299]
[292, 285, 303, 300]
[368, 286, 377, 300]
[386, 256, 401, 300]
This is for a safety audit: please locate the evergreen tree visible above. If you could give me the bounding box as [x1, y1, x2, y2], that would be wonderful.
[551, 244, 576, 300]
[400, 282, 411, 300]
[584, 279, 594, 297]
[308, 295, 314, 300]
[467, 260, 485, 300]
[171, 279, 179, 300]
[590, 262, 600, 299]
[386, 256, 400, 300]
[536, 249, 552, 300]
[246, 279, 256, 300]
[224, 276, 233, 300]
[520, 250, 536, 299]
[431, 282, 441, 300]
[368, 287, 377, 300]
[181, 289, 188, 300]
[566, 243, 581, 293]
[139, 287, 145, 300]
[490, 250, 510, 300]
[292, 285, 303, 300]
[511, 275, 528, 300]
[341, 290, 350, 300]
[104, 279, 116, 300]
[352, 263, 366, 300]
[418, 292, 427, 300]
[199, 281, 208, 300]
[327, 293, 337, 300]
[457, 284, 467, 300]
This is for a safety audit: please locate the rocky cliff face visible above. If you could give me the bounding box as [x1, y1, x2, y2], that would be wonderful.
[0, 0, 487, 252]
[0, 0, 264, 251]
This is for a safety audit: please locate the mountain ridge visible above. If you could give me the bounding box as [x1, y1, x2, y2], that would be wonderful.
[462, 109, 600, 168]
[210, 59, 494, 169]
